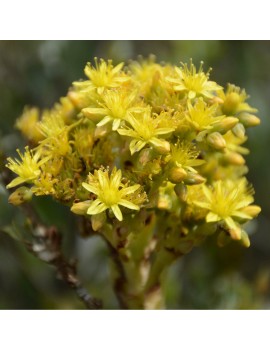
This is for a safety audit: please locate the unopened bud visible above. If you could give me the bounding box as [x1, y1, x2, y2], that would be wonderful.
[192, 222, 217, 237]
[82, 108, 104, 123]
[232, 123, 246, 139]
[213, 117, 239, 134]
[238, 113, 260, 127]
[68, 91, 85, 109]
[138, 148, 155, 166]
[8, 187, 32, 206]
[222, 92, 241, 115]
[177, 239, 194, 254]
[94, 125, 108, 139]
[184, 173, 205, 185]
[71, 200, 91, 215]
[158, 193, 172, 210]
[168, 167, 187, 183]
[211, 96, 224, 104]
[152, 140, 170, 155]
[207, 132, 226, 150]
[174, 183, 188, 201]
[240, 230, 250, 248]
[91, 212, 106, 231]
[217, 230, 231, 247]
[242, 205, 261, 218]
[222, 152, 245, 166]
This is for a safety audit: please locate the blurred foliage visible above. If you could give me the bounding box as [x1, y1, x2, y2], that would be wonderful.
[0, 40, 269, 309]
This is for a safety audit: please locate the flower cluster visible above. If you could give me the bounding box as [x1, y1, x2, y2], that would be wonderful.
[7, 57, 260, 251]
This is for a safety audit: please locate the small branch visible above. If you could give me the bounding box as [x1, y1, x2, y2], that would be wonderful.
[26, 221, 102, 310]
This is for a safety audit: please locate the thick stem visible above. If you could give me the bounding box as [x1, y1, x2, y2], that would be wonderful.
[106, 242, 130, 309]
[108, 244, 172, 309]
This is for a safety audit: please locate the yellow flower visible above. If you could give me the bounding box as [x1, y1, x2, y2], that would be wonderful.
[32, 173, 58, 196]
[194, 179, 261, 239]
[53, 96, 76, 125]
[75, 58, 130, 95]
[130, 58, 173, 92]
[37, 111, 67, 138]
[167, 61, 222, 99]
[15, 107, 44, 143]
[223, 131, 249, 155]
[167, 141, 205, 172]
[186, 98, 224, 132]
[219, 84, 258, 115]
[72, 126, 94, 162]
[82, 167, 142, 221]
[82, 89, 143, 130]
[38, 112, 81, 157]
[118, 108, 175, 155]
[6, 147, 50, 189]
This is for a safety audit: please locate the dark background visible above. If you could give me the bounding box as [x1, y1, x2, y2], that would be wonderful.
[0, 40, 269, 309]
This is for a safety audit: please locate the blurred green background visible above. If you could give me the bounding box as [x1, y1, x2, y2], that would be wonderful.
[0, 40, 269, 309]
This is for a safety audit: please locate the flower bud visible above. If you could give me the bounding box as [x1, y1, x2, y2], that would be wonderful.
[168, 167, 187, 183]
[177, 239, 194, 254]
[232, 123, 246, 139]
[152, 140, 170, 155]
[222, 92, 241, 115]
[71, 200, 91, 215]
[213, 117, 239, 134]
[184, 173, 205, 185]
[91, 212, 106, 231]
[206, 132, 226, 150]
[211, 96, 224, 104]
[82, 108, 103, 123]
[174, 183, 188, 201]
[222, 152, 245, 166]
[217, 230, 231, 247]
[94, 125, 109, 139]
[138, 148, 155, 166]
[8, 187, 32, 206]
[157, 194, 171, 210]
[238, 113, 260, 127]
[192, 222, 217, 237]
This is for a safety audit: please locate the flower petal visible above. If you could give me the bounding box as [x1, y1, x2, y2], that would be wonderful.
[110, 169, 122, 188]
[83, 107, 107, 116]
[129, 140, 146, 155]
[193, 200, 211, 210]
[206, 212, 221, 222]
[112, 62, 124, 74]
[117, 129, 137, 138]
[6, 176, 27, 189]
[232, 211, 252, 220]
[97, 115, 112, 127]
[118, 199, 140, 210]
[120, 184, 140, 196]
[82, 182, 99, 195]
[97, 170, 109, 189]
[202, 185, 212, 202]
[155, 127, 175, 135]
[87, 199, 107, 215]
[224, 216, 238, 230]
[112, 119, 121, 131]
[111, 204, 123, 221]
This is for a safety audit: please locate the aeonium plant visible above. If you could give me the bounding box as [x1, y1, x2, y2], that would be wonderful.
[4, 57, 261, 309]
